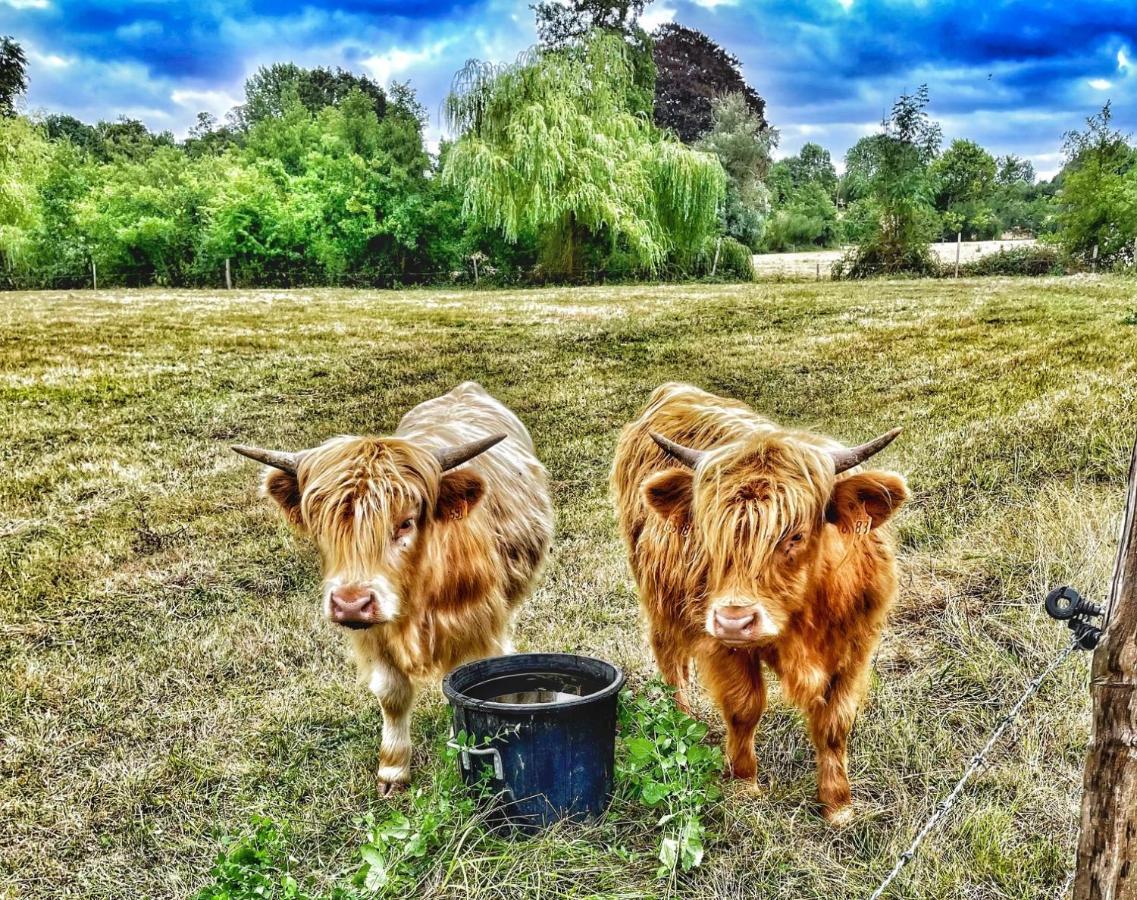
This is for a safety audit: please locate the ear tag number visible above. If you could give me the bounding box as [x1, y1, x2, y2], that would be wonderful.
[840, 518, 872, 535]
[451, 499, 469, 521]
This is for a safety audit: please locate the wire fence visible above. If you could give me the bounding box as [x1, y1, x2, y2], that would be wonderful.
[5, 249, 1126, 292]
[867, 636, 1083, 900]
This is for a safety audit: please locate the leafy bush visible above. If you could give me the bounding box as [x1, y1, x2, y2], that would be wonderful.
[617, 683, 724, 877]
[686, 235, 754, 281]
[760, 183, 841, 252]
[832, 238, 942, 279]
[195, 818, 317, 900]
[957, 245, 1065, 276]
[840, 197, 880, 245]
[352, 734, 489, 896]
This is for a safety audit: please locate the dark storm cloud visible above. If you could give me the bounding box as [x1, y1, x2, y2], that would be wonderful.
[11, 0, 1136, 175]
[668, 0, 1135, 173]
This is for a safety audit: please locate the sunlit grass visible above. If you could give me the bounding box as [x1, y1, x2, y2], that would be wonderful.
[2, 276, 1136, 898]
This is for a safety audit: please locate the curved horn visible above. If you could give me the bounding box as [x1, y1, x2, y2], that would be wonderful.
[231, 444, 300, 475]
[829, 427, 902, 474]
[433, 433, 507, 472]
[650, 432, 707, 469]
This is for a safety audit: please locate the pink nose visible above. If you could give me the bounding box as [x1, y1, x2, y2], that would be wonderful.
[713, 606, 759, 641]
[329, 586, 379, 628]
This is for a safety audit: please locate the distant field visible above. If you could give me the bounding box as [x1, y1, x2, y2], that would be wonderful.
[753, 238, 1038, 277]
[2, 279, 1136, 898]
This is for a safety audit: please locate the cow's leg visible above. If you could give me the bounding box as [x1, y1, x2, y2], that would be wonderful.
[369, 664, 417, 796]
[649, 626, 692, 714]
[804, 667, 868, 826]
[700, 645, 765, 781]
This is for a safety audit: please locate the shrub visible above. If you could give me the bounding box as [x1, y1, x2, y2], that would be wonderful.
[195, 818, 318, 900]
[832, 238, 942, 279]
[957, 244, 1065, 276]
[617, 683, 724, 877]
[688, 235, 755, 281]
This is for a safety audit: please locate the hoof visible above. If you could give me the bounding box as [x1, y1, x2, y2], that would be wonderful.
[823, 804, 854, 827]
[377, 778, 409, 798]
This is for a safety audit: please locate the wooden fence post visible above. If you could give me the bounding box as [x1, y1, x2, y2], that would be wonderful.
[955, 231, 962, 278]
[711, 237, 722, 277]
[225, 257, 232, 290]
[91, 260, 98, 291]
[1074, 434, 1137, 899]
[1092, 244, 1099, 274]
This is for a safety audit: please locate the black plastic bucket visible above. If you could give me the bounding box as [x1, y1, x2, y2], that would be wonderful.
[442, 652, 625, 830]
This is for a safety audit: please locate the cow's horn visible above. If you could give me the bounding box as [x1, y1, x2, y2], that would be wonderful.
[650, 432, 707, 469]
[829, 427, 902, 474]
[232, 444, 300, 474]
[433, 433, 507, 471]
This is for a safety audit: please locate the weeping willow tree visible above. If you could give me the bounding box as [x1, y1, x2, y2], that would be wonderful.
[443, 33, 724, 278]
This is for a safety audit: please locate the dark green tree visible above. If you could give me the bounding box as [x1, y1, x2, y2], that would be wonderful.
[837, 85, 942, 277]
[233, 64, 388, 130]
[1054, 102, 1137, 265]
[532, 0, 649, 46]
[996, 154, 1034, 186]
[768, 142, 837, 204]
[90, 118, 176, 162]
[931, 138, 997, 239]
[182, 112, 240, 158]
[44, 114, 99, 154]
[0, 36, 28, 117]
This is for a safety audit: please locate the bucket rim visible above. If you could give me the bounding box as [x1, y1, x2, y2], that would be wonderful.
[442, 652, 625, 715]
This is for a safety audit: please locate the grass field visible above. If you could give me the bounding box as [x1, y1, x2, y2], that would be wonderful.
[3, 277, 1137, 899]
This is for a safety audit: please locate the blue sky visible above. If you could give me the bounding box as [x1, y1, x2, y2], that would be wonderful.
[6, 0, 1136, 177]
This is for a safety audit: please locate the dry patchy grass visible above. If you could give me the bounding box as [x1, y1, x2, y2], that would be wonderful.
[2, 277, 1137, 898]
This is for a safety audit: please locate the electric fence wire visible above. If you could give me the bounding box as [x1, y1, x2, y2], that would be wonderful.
[867, 636, 1082, 900]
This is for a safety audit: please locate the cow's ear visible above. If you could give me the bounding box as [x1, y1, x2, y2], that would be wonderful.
[642, 468, 694, 522]
[826, 471, 909, 532]
[264, 469, 305, 530]
[436, 469, 486, 522]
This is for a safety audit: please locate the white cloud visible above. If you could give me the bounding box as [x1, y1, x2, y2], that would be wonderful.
[1088, 78, 1112, 90]
[0, 0, 50, 8]
[116, 21, 164, 41]
[1030, 151, 1063, 181]
[639, 4, 675, 31]
[27, 48, 72, 69]
[691, 0, 737, 7]
[171, 88, 242, 115]
[362, 38, 457, 85]
[1119, 48, 1131, 72]
[836, 0, 854, 9]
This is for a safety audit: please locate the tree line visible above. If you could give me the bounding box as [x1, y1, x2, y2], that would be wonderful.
[1, 0, 1134, 289]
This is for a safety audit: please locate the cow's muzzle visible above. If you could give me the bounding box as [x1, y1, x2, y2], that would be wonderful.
[708, 602, 779, 646]
[328, 585, 383, 629]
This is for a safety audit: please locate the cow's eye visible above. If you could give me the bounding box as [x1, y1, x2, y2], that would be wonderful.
[395, 517, 414, 538]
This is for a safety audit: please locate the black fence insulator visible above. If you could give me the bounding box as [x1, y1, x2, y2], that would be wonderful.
[1045, 586, 1104, 650]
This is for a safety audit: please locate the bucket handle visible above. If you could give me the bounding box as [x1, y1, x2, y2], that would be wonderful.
[448, 740, 505, 779]
[447, 725, 519, 781]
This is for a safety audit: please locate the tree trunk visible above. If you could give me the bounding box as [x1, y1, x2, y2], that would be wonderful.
[1074, 435, 1137, 900]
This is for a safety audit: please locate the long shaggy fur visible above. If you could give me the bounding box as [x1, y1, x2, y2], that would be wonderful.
[611, 382, 909, 822]
[261, 382, 553, 789]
